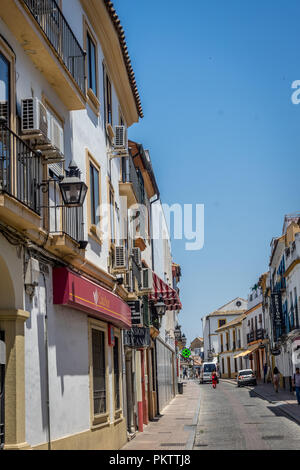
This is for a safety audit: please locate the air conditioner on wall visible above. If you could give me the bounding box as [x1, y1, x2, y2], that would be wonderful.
[50, 115, 64, 155]
[21, 98, 50, 140]
[0, 101, 8, 124]
[131, 247, 142, 267]
[113, 125, 127, 151]
[141, 268, 153, 291]
[114, 245, 127, 270]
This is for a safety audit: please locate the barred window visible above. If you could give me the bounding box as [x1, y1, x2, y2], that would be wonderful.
[113, 337, 120, 410]
[92, 329, 106, 415]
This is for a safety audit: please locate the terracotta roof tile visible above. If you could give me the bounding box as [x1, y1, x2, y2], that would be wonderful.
[103, 0, 143, 118]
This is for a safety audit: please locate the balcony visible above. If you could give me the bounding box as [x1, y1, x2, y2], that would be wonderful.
[2, 0, 86, 110]
[43, 178, 85, 256]
[0, 120, 43, 232]
[285, 239, 300, 273]
[247, 329, 265, 344]
[120, 155, 145, 208]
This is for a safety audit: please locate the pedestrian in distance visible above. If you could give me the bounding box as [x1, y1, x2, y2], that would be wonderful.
[212, 371, 218, 389]
[292, 367, 300, 405]
[183, 368, 187, 380]
[273, 367, 280, 393]
[263, 363, 268, 383]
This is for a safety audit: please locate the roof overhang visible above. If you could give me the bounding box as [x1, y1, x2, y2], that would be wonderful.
[80, 0, 141, 126]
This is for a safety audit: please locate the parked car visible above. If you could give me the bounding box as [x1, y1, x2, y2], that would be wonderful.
[237, 369, 257, 387]
[200, 362, 220, 384]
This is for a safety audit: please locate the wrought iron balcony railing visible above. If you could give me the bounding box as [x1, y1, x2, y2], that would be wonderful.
[121, 155, 145, 205]
[0, 120, 41, 213]
[43, 177, 84, 243]
[23, 0, 86, 95]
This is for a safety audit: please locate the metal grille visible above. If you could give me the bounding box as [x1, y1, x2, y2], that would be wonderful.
[121, 156, 145, 205]
[43, 177, 84, 243]
[0, 120, 42, 213]
[0, 331, 4, 450]
[92, 329, 106, 415]
[113, 337, 120, 410]
[23, 0, 86, 95]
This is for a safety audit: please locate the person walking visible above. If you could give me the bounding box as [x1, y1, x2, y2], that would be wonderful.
[212, 371, 218, 389]
[293, 368, 300, 405]
[273, 367, 280, 393]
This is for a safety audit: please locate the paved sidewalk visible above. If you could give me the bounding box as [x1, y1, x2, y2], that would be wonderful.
[221, 378, 300, 424]
[121, 380, 201, 451]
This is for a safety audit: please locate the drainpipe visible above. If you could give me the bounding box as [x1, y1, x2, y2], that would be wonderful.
[150, 195, 160, 272]
[42, 273, 51, 451]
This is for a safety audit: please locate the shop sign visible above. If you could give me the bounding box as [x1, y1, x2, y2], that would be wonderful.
[53, 267, 131, 329]
[123, 327, 150, 348]
[271, 292, 284, 327]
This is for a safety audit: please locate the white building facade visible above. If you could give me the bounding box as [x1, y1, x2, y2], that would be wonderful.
[0, 0, 144, 450]
[202, 298, 247, 363]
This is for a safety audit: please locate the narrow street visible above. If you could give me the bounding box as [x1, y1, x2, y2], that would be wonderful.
[122, 380, 300, 450]
[194, 381, 300, 450]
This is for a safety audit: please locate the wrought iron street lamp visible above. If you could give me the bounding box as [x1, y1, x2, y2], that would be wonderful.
[59, 160, 88, 207]
[154, 296, 166, 328]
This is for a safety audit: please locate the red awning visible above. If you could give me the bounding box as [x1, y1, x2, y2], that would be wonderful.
[53, 267, 132, 329]
[149, 272, 182, 311]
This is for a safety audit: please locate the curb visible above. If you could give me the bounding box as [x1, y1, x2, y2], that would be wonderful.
[185, 390, 201, 450]
[221, 378, 300, 425]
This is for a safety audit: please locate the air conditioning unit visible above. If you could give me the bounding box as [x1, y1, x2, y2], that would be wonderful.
[21, 98, 50, 139]
[50, 115, 64, 155]
[0, 101, 8, 125]
[114, 125, 127, 151]
[131, 247, 141, 267]
[125, 270, 133, 292]
[141, 268, 153, 291]
[114, 245, 127, 270]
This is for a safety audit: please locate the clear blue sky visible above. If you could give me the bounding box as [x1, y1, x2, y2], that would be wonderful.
[114, 0, 300, 345]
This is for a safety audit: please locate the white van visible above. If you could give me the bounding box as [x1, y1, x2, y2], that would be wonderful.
[200, 362, 219, 384]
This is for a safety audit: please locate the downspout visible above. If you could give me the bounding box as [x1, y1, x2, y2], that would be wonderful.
[150, 194, 160, 416]
[150, 194, 160, 271]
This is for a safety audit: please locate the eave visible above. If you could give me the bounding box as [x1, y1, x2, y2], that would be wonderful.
[80, 0, 140, 126]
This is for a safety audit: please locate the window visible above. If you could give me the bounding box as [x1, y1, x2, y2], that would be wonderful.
[87, 32, 97, 96]
[92, 329, 106, 416]
[103, 66, 112, 126]
[89, 162, 100, 226]
[109, 185, 115, 244]
[0, 52, 10, 125]
[218, 319, 226, 328]
[113, 336, 120, 410]
[86, 152, 101, 242]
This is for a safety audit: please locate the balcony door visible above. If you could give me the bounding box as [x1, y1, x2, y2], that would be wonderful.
[0, 52, 10, 125]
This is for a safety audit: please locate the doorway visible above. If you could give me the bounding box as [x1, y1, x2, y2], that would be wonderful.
[227, 357, 231, 378]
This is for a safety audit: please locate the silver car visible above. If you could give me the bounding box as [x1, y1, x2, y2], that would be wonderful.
[237, 369, 257, 387]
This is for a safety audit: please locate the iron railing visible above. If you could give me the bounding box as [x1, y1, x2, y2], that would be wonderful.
[247, 329, 265, 343]
[23, 0, 86, 94]
[121, 155, 145, 205]
[0, 120, 41, 213]
[43, 178, 84, 243]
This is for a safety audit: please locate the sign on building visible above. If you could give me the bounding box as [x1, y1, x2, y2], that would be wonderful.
[123, 327, 150, 348]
